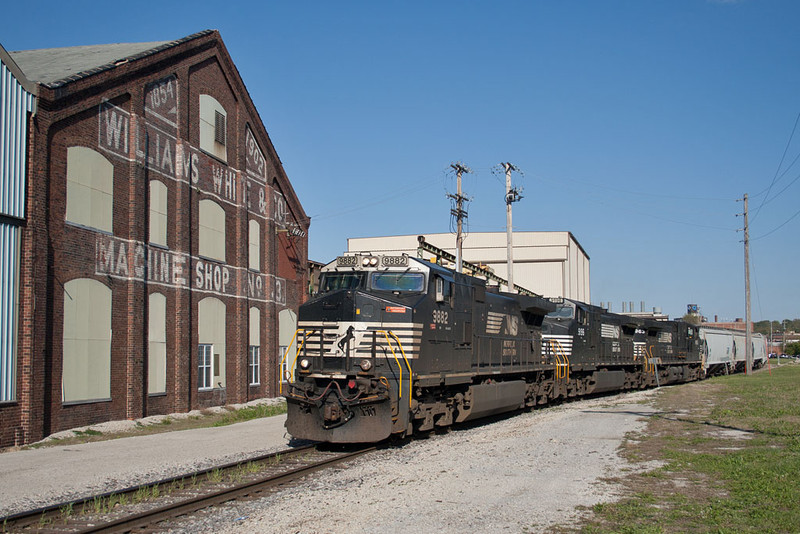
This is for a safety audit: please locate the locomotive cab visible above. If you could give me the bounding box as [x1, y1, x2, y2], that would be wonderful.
[284, 253, 430, 443]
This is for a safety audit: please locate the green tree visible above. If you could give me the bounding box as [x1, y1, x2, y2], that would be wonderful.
[786, 342, 800, 357]
[682, 314, 701, 325]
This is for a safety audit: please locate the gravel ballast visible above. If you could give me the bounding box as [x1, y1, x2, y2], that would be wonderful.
[172, 391, 662, 533]
[0, 391, 661, 532]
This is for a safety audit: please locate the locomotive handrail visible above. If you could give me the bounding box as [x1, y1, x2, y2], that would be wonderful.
[643, 345, 653, 373]
[376, 330, 413, 413]
[278, 329, 317, 394]
[548, 339, 570, 381]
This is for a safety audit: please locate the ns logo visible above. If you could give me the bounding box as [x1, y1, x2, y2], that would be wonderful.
[487, 311, 519, 336]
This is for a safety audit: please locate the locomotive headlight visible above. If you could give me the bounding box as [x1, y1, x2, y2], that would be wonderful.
[361, 257, 371, 267]
[369, 257, 378, 267]
[299, 358, 311, 370]
[359, 359, 373, 372]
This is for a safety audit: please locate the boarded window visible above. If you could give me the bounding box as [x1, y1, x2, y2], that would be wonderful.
[62, 278, 111, 402]
[198, 297, 226, 389]
[148, 293, 167, 395]
[199, 95, 227, 162]
[149, 180, 168, 247]
[279, 308, 297, 383]
[199, 199, 225, 262]
[248, 220, 260, 271]
[66, 147, 114, 233]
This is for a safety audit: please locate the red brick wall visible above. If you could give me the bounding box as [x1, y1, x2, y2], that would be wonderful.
[0, 31, 308, 447]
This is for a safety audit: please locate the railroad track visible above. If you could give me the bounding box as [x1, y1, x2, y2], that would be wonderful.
[1, 443, 375, 533]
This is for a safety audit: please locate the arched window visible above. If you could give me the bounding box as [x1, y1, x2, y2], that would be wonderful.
[149, 180, 168, 247]
[148, 293, 167, 394]
[199, 94, 227, 162]
[249, 219, 260, 271]
[62, 278, 111, 402]
[199, 199, 225, 262]
[198, 297, 226, 389]
[66, 147, 114, 233]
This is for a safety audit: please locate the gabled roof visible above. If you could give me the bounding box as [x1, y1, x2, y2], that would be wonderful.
[0, 41, 37, 94]
[8, 30, 214, 88]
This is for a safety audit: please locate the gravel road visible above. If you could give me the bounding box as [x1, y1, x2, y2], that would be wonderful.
[167, 390, 661, 533]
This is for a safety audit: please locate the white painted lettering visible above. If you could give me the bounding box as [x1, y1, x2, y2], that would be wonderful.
[97, 239, 115, 273]
[134, 244, 145, 278]
[104, 110, 128, 152]
[159, 251, 170, 283]
[222, 267, 230, 292]
[225, 172, 236, 201]
[116, 243, 129, 277]
[173, 256, 186, 285]
[161, 139, 174, 174]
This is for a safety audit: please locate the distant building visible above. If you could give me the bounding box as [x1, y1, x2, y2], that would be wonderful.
[0, 31, 308, 447]
[702, 319, 751, 332]
[347, 231, 590, 301]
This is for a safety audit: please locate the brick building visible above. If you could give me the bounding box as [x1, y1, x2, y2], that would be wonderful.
[0, 31, 308, 447]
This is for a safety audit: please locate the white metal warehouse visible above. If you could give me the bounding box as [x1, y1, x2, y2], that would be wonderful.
[347, 231, 590, 302]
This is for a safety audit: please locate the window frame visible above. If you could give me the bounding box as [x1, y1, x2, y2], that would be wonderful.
[198, 343, 213, 390]
[248, 345, 260, 386]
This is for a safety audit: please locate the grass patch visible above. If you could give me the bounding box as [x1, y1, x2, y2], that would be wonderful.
[211, 403, 287, 427]
[72, 428, 102, 437]
[580, 365, 800, 533]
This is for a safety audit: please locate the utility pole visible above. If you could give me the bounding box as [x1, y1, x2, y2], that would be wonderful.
[741, 193, 753, 374]
[502, 162, 523, 293]
[448, 163, 471, 273]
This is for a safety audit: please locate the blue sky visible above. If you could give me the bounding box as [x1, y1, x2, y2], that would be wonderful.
[3, 0, 798, 322]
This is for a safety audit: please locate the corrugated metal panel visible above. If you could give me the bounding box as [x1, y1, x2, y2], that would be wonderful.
[1, 60, 34, 219]
[0, 223, 19, 401]
[1, 56, 33, 402]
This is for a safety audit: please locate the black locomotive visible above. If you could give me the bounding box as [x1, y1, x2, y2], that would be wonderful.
[283, 252, 703, 443]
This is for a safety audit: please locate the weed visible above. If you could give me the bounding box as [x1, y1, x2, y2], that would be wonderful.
[207, 469, 223, 484]
[92, 496, 106, 514]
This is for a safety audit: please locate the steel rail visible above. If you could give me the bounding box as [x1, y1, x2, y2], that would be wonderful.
[0, 443, 327, 531]
[76, 446, 376, 533]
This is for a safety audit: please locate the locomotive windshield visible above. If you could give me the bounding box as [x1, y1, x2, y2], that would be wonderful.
[370, 271, 425, 292]
[318, 272, 366, 293]
[546, 304, 575, 319]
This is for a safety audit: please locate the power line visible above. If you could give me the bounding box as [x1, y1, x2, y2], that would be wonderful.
[756, 169, 800, 208]
[752, 206, 800, 241]
[307, 174, 439, 222]
[752, 109, 800, 223]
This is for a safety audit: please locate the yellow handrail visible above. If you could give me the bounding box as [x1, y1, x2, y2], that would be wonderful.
[377, 330, 413, 412]
[644, 345, 657, 374]
[278, 329, 316, 394]
[548, 339, 570, 381]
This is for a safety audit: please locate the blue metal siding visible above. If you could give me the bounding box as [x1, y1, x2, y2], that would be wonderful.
[0, 58, 34, 402]
[0, 223, 19, 401]
[1, 60, 34, 219]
